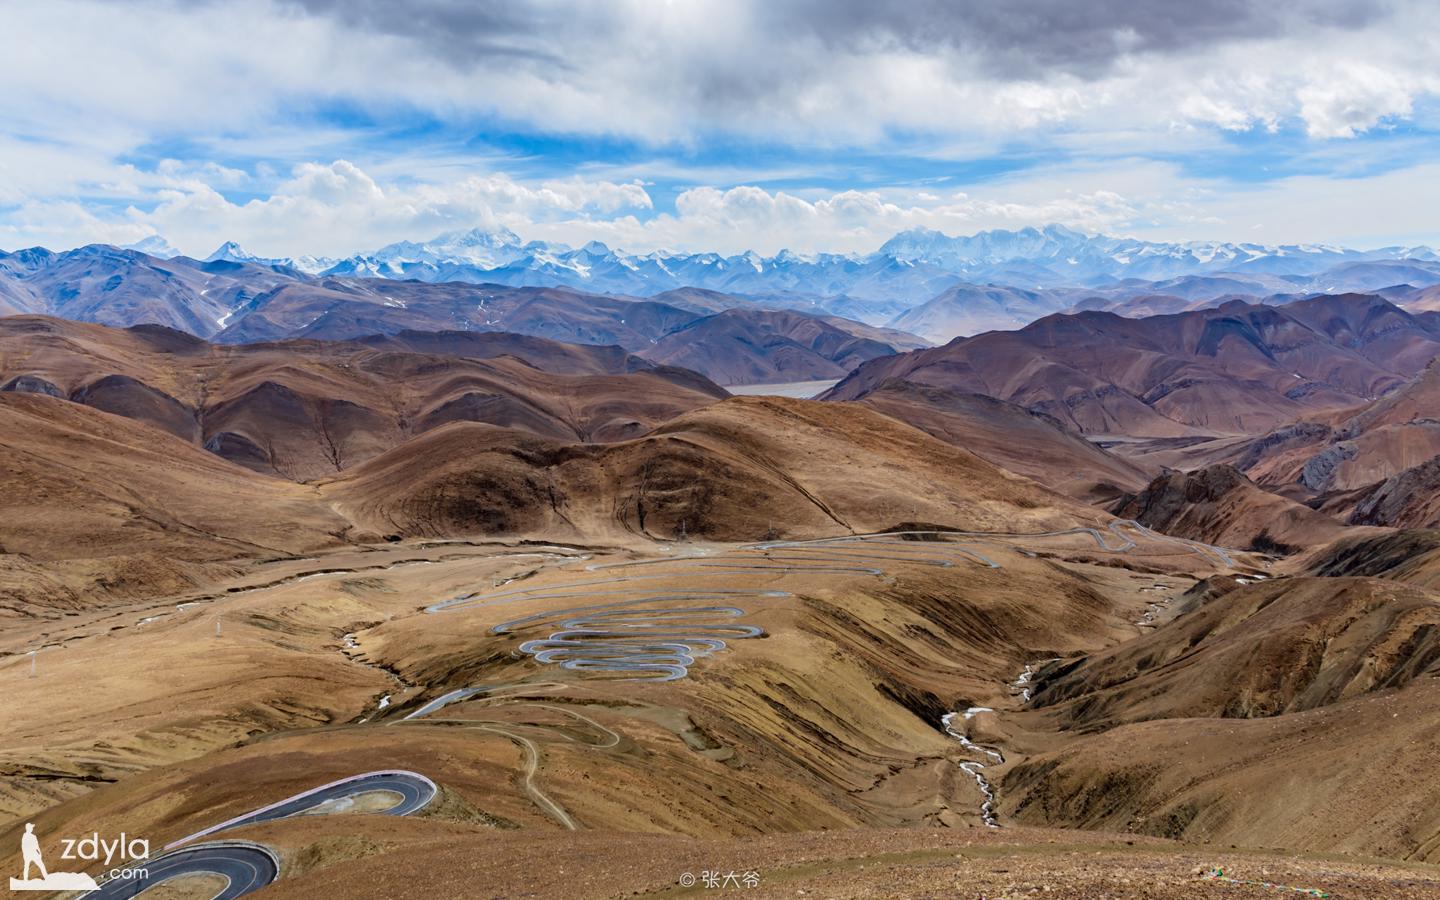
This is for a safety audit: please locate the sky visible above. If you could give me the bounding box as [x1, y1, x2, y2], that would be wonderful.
[2, 0, 1440, 258]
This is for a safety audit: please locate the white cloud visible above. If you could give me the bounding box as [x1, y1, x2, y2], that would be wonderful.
[56, 161, 654, 257]
[6, 155, 1440, 258]
[1296, 63, 1423, 138]
[2, 1, 1438, 157]
[3, 2, 1440, 255]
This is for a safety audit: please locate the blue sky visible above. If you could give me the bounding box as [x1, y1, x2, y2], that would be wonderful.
[3, 0, 1440, 258]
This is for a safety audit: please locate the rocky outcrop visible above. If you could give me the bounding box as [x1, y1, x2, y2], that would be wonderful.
[0, 374, 63, 397]
[1349, 454, 1440, 528]
[1117, 464, 1346, 553]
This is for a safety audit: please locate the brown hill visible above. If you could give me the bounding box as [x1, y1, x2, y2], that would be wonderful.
[325, 396, 1100, 543]
[1403, 283, 1440, 312]
[352, 329, 652, 375]
[825, 295, 1440, 438]
[1115, 464, 1350, 553]
[1187, 358, 1440, 499]
[637, 308, 896, 385]
[1003, 676, 1440, 860]
[848, 379, 1154, 503]
[218, 281, 697, 350]
[0, 392, 347, 609]
[1349, 456, 1440, 528]
[0, 316, 726, 480]
[646, 288, 932, 350]
[1306, 529, 1440, 589]
[1001, 573, 1440, 860]
[1032, 576, 1440, 728]
[812, 314, 932, 352]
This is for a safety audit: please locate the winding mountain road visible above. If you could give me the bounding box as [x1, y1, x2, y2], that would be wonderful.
[161, 770, 437, 849]
[80, 771, 436, 899]
[423, 523, 1237, 683]
[82, 842, 279, 900]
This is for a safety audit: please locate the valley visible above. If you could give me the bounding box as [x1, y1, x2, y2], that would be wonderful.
[3, 241, 1440, 899]
[10, 3, 1440, 895]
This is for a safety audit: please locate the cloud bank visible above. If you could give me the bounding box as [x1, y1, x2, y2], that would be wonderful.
[1, 0, 1438, 254]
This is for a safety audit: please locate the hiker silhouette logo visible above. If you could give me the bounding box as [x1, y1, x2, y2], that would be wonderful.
[10, 824, 150, 892]
[9, 823, 100, 892]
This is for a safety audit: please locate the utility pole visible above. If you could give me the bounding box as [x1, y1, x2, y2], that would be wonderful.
[214, 616, 222, 638]
[29, 649, 36, 677]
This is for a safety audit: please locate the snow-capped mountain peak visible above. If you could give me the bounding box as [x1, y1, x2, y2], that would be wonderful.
[204, 241, 260, 263]
[90, 223, 1435, 327]
[368, 226, 526, 269]
[122, 234, 181, 259]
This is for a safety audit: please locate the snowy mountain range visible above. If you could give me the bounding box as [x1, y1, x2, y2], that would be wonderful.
[184, 224, 1440, 308]
[5, 224, 1433, 344]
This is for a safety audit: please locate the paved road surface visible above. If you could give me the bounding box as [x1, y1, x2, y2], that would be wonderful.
[82, 771, 436, 898]
[81, 842, 279, 899]
[164, 770, 437, 848]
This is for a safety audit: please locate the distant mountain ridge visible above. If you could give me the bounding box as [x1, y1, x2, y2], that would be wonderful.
[5, 224, 1440, 347]
[129, 222, 1440, 309]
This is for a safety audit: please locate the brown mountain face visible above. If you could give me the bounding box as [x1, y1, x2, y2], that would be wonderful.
[1032, 576, 1440, 727]
[847, 379, 1154, 503]
[352, 329, 654, 375]
[325, 395, 1100, 543]
[825, 294, 1440, 437]
[636, 308, 897, 385]
[1403, 283, 1440, 312]
[0, 316, 726, 480]
[645, 289, 932, 350]
[1002, 575, 1440, 858]
[1160, 357, 1440, 504]
[811, 313, 933, 352]
[1348, 455, 1440, 528]
[1115, 464, 1351, 553]
[207, 280, 918, 385]
[1308, 528, 1440, 589]
[0, 391, 349, 610]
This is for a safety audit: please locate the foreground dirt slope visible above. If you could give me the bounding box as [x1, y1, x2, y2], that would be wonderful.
[0, 520, 1251, 881]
